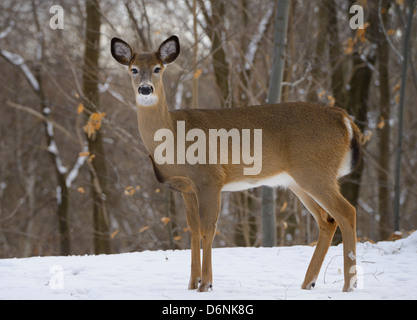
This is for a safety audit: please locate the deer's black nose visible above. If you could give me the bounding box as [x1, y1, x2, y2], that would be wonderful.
[138, 85, 154, 95]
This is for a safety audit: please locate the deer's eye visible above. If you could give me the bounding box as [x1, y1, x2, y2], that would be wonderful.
[154, 67, 161, 74]
[131, 68, 138, 75]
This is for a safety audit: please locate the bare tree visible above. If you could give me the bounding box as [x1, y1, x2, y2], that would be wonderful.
[376, 0, 393, 239]
[82, 0, 111, 254]
[1, 0, 417, 258]
[0, 2, 88, 255]
[262, 0, 290, 247]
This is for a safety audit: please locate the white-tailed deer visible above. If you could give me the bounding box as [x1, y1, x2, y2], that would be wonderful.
[111, 35, 362, 292]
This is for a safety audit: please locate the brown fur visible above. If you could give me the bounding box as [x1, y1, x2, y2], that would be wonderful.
[111, 36, 363, 292]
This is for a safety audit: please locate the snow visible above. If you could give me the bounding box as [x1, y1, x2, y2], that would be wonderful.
[245, 5, 274, 71]
[36, 32, 43, 62]
[65, 145, 89, 188]
[56, 186, 62, 205]
[174, 83, 184, 110]
[0, 50, 40, 92]
[46, 139, 68, 175]
[0, 21, 14, 40]
[42, 107, 51, 115]
[109, 89, 125, 104]
[1, 232, 416, 300]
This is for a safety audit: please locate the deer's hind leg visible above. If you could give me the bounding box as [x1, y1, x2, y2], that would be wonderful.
[291, 175, 357, 292]
[290, 185, 337, 290]
[182, 191, 201, 290]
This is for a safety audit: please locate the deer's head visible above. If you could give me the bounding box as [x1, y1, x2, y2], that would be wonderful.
[111, 36, 180, 107]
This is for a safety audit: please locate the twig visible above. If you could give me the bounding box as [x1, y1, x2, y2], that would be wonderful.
[378, 0, 403, 61]
[323, 254, 342, 284]
[6, 101, 81, 145]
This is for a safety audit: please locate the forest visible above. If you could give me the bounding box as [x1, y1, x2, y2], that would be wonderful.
[0, 0, 416, 258]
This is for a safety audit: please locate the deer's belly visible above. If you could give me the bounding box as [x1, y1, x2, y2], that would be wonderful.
[221, 172, 295, 192]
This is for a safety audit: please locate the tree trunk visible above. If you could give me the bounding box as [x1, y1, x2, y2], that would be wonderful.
[393, 0, 416, 232]
[307, 1, 327, 102]
[262, 0, 290, 247]
[327, 0, 346, 106]
[334, 1, 378, 243]
[340, 1, 378, 210]
[33, 4, 71, 255]
[83, 0, 111, 254]
[192, 0, 199, 109]
[376, 0, 392, 240]
[340, 53, 374, 206]
[55, 173, 71, 255]
[208, 0, 230, 106]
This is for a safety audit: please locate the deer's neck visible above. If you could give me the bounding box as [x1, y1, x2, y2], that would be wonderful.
[136, 90, 173, 155]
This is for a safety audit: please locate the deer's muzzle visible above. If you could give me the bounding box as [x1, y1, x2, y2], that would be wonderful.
[138, 85, 154, 96]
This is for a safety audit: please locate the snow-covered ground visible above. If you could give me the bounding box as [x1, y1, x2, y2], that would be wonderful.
[1, 232, 416, 300]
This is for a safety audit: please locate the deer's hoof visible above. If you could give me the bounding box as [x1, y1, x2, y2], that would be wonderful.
[301, 279, 316, 290]
[197, 282, 212, 292]
[188, 278, 201, 290]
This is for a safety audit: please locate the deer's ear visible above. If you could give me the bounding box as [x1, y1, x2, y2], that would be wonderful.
[157, 36, 180, 65]
[111, 38, 134, 66]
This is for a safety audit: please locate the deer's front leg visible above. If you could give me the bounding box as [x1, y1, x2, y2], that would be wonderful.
[198, 227, 216, 292]
[182, 192, 201, 290]
[196, 187, 221, 292]
[189, 231, 201, 290]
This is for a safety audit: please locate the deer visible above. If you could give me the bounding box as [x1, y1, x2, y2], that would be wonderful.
[110, 35, 363, 293]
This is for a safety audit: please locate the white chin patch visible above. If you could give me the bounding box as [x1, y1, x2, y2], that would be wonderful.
[136, 94, 158, 107]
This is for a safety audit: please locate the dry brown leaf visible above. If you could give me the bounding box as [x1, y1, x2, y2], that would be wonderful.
[377, 117, 386, 130]
[318, 90, 327, 100]
[77, 187, 85, 194]
[77, 103, 84, 114]
[355, 22, 370, 43]
[194, 69, 202, 79]
[124, 186, 136, 196]
[280, 201, 288, 213]
[173, 236, 182, 241]
[356, 29, 366, 43]
[79, 151, 90, 157]
[83, 112, 106, 138]
[139, 226, 150, 233]
[327, 95, 336, 107]
[363, 130, 373, 143]
[111, 230, 119, 239]
[161, 217, 171, 226]
[343, 37, 354, 54]
[395, 93, 400, 105]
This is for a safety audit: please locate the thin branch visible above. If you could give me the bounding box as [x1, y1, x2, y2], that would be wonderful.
[0, 20, 14, 40]
[244, 4, 274, 71]
[140, 0, 152, 48]
[0, 50, 40, 92]
[378, 0, 403, 61]
[66, 145, 88, 188]
[124, 1, 149, 50]
[6, 101, 81, 145]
